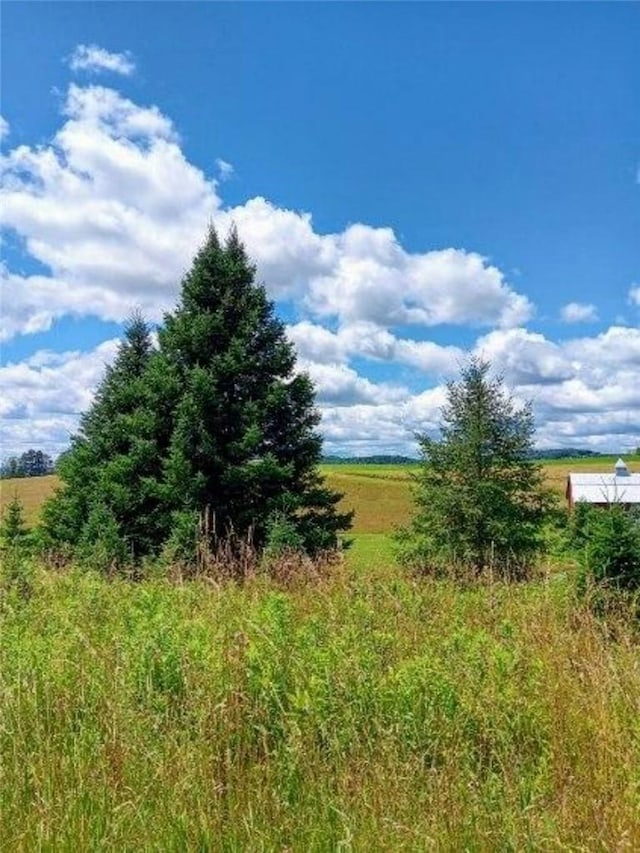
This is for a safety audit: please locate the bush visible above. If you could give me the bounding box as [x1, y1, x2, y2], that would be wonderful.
[0, 547, 35, 600]
[264, 511, 305, 559]
[77, 502, 129, 573]
[161, 509, 201, 570]
[574, 504, 640, 599]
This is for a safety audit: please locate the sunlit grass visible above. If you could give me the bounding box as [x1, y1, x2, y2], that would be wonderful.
[2, 458, 640, 848]
[0, 474, 58, 525]
[2, 559, 639, 849]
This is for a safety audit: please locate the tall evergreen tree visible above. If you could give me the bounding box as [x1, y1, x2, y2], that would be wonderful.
[397, 357, 552, 579]
[41, 313, 166, 560]
[158, 226, 352, 553]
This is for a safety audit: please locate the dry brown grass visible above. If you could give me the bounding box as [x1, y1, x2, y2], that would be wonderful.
[0, 474, 59, 525]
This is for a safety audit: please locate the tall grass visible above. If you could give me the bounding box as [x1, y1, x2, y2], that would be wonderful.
[2, 556, 639, 850]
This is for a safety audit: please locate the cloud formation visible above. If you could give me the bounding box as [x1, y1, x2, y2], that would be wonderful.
[1, 78, 638, 457]
[68, 44, 135, 76]
[215, 158, 235, 181]
[1, 84, 218, 340]
[1, 83, 533, 344]
[0, 340, 120, 454]
[560, 302, 598, 323]
[3, 323, 638, 458]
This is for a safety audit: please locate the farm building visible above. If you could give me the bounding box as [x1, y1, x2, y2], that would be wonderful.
[566, 458, 640, 509]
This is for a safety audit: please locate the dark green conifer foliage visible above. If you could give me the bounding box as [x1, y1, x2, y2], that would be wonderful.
[0, 494, 28, 546]
[41, 313, 166, 560]
[398, 357, 552, 579]
[159, 226, 352, 553]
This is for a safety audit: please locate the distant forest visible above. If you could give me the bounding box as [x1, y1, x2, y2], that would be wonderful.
[322, 455, 419, 465]
[322, 449, 609, 465]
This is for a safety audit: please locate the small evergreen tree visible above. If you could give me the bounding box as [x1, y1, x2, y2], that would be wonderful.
[40, 313, 166, 562]
[398, 357, 552, 579]
[0, 494, 28, 546]
[0, 496, 34, 596]
[158, 226, 351, 554]
[574, 503, 640, 597]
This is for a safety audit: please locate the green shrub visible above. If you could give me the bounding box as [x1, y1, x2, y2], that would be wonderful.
[0, 547, 35, 600]
[77, 501, 129, 573]
[574, 504, 640, 597]
[161, 509, 200, 569]
[264, 511, 305, 559]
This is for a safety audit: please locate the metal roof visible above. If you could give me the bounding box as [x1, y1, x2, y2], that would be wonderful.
[567, 471, 640, 504]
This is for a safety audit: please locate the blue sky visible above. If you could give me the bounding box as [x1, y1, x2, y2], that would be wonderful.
[1, 2, 639, 457]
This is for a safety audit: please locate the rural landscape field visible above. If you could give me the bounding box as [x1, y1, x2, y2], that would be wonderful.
[2, 453, 637, 542]
[2, 4, 639, 850]
[2, 457, 640, 850]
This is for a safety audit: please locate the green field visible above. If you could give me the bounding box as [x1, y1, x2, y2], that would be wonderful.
[3, 557, 640, 849]
[2, 456, 638, 579]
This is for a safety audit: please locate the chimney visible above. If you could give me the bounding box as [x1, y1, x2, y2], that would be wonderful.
[614, 458, 629, 477]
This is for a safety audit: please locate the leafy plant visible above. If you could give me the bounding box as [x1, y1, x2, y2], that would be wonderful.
[264, 511, 305, 558]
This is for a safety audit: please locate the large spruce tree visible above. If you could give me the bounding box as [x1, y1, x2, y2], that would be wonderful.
[158, 226, 351, 554]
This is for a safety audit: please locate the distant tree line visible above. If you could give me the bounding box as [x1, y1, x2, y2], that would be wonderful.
[322, 455, 418, 465]
[1, 450, 55, 479]
[527, 448, 604, 460]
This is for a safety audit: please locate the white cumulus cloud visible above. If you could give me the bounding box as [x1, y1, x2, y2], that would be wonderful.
[0, 340, 120, 455]
[287, 320, 462, 378]
[560, 302, 598, 323]
[3, 324, 639, 458]
[68, 44, 135, 76]
[1, 85, 219, 339]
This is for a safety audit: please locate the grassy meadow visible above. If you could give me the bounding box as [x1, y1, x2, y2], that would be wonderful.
[2, 455, 640, 850]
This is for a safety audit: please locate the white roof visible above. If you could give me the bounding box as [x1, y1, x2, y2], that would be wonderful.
[568, 471, 640, 504]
